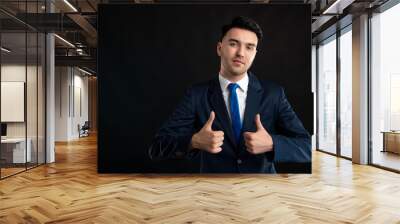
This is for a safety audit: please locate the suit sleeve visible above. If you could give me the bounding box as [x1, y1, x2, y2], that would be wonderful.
[269, 87, 311, 163]
[148, 87, 199, 160]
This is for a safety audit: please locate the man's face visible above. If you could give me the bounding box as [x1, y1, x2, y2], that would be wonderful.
[217, 27, 258, 77]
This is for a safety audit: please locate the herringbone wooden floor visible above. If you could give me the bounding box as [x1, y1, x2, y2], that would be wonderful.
[1, 135, 400, 223]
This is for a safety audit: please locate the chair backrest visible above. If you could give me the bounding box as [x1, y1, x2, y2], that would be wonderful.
[82, 121, 90, 129]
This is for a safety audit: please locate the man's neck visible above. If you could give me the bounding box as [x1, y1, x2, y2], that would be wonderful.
[219, 71, 247, 83]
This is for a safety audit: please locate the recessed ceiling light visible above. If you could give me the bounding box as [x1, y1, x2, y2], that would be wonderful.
[322, 0, 354, 15]
[54, 34, 75, 48]
[1, 47, 11, 53]
[78, 67, 93, 76]
[63, 0, 78, 12]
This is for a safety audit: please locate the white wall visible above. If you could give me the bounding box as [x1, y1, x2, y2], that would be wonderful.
[72, 72, 89, 138]
[55, 66, 69, 141]
[55, 67, 89, 141]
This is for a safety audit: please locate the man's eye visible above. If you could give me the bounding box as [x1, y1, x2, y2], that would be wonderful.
[229, 42, 237, 47]
[247, 46, 254, 50]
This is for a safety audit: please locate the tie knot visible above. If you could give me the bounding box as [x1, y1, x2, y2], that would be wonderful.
[228, 83, 239, 92]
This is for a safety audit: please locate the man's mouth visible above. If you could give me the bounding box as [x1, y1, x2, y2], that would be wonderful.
[233, 59, 244, 65]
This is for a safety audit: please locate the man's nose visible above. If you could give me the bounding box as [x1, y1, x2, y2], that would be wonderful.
[236, 46, 245, 57]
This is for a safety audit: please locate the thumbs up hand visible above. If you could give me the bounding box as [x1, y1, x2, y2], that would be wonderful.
[191, 111, 224, 153]
[243, 114, 273, 154]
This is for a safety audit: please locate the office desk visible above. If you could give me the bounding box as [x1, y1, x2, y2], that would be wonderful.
[1, 138, 32, 163]
[381, 131, 400, 154]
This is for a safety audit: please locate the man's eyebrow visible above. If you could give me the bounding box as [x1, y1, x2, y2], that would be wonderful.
[228, 38, 240, 43]
[228, 38, 256, 47]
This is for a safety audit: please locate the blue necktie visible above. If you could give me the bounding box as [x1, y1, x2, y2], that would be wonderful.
[228, 83, 242, 144]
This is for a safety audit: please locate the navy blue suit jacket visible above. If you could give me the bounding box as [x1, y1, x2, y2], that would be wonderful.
[149, 73, 311, 173]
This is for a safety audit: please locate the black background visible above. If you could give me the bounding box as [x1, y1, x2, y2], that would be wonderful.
[98, 4, 312, 173]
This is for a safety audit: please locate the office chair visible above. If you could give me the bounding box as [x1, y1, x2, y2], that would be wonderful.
[79, 121, 90, 138]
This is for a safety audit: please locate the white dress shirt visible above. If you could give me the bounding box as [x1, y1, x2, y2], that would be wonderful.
[218, 74, 249, 125]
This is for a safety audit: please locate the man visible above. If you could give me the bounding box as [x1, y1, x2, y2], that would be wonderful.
[149, 16, 311, 173]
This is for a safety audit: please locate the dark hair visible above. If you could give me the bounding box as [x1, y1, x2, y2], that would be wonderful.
[221, 16, 263, 42]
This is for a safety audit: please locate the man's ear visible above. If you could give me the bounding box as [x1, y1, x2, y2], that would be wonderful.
[216, 42, 221, 56]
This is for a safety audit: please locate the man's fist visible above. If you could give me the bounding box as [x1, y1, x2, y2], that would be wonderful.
[243, 114, 273, 154]
[191, 111, 224, 153]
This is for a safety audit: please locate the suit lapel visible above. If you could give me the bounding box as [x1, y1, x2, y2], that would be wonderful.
[208, 77, 237, 149]
[239, 73, 263, 149]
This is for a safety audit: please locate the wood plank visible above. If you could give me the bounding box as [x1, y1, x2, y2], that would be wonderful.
[0, 134, 400, 223]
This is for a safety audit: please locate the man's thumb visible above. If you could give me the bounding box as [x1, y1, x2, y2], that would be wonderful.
[255, 114, 264, 131]
[204, 111, 215, 130]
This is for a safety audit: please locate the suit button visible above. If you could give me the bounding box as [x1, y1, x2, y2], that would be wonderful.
[237, 159, 242, 164]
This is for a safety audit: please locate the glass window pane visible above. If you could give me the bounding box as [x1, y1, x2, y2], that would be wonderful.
[318, 36, 337, 154]
[27, 31, 38, 169]
[340, 29, 352, 158]
[371, 3, 400, 171]
[38, 32, 45, 165]
[1, 1, 46, 179]
[1, 31, 27, 177]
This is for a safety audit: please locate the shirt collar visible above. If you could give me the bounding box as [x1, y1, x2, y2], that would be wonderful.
[218, 73, 249, 93]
